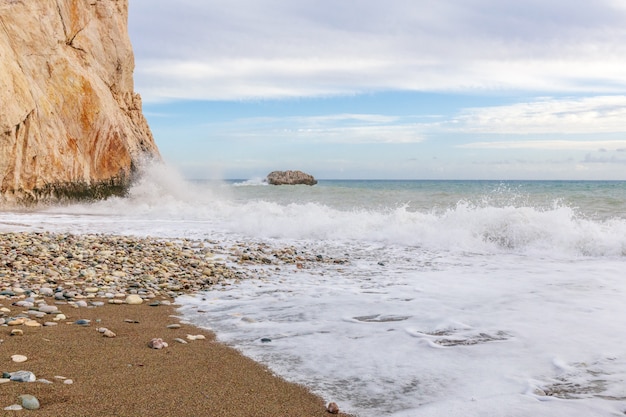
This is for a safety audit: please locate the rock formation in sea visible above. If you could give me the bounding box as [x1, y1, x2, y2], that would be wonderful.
[0, 0, 160, 203]
[266, 170, 318, 186]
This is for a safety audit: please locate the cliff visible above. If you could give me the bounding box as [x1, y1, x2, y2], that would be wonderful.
[0, 0, 160, 203]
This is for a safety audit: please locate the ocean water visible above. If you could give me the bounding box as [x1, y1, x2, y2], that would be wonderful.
[2, 164, 626, 416]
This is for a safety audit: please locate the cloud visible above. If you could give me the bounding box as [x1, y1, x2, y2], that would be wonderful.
[129, 0, 626, 101]
[459, 140, 626, 151]
[454, 95, 626, 134]
[206, 113, 425, 144]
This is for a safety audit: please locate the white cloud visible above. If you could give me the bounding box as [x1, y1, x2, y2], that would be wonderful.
[129, 0, 626, 101]
[206, 113, 424, 144]
[454, 95, 626, 134]
[459, 140, 626, 151]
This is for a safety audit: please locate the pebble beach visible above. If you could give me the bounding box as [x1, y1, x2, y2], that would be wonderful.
[0, 231, 352, 416]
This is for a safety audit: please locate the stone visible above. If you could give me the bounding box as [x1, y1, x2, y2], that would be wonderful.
[326, 402, 340, 414]
[38, 288, 54, 296]
[125, 294, 143, 305]
[10, 371, 36, 382]
[148, 338, 168, 349]
[0, 0, 160, 203]
[174, 338, 188, 344]
[63, 379, 74, 384]
[24, 320, 41, 327]
[166, 324, 181, 329]
[97, 327, 116, 338]
[266, 170, 318, 186]
[186, 334, 206, 341]
[10, 329, 24, 336]
[53, 313, 67, 321]
[19, 394, 40, 410]
[11, 354, 28, 363]
[4, 404, 22, 411]
[102, 329, 116, 338]
[74, 319, 91, 326]
[0, 378, 10, 384]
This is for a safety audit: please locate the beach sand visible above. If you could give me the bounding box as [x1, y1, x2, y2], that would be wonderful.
[0, 301, 352, 416]
[0, 232, 353, 416]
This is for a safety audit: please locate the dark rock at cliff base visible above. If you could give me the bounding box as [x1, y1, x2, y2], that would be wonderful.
[266, 171, 317, 186]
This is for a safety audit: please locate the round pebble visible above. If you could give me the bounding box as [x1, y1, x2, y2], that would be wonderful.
[125, 294, 143, 305]
[11, 354, 28, 363]
[19, 394, 40, 410]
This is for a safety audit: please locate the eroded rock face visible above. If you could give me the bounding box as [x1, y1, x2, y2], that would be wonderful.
[0, 0, 160, 203]
[266, 170, 317, 186]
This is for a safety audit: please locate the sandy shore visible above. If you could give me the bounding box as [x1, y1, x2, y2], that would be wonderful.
[0, 232, 353, 416]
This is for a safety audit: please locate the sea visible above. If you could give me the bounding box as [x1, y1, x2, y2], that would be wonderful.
[2, 164, 626, 417]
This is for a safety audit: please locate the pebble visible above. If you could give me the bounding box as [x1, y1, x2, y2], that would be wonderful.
[18, 394, 40, 410]
[63, 379, 74, 384]
[0, 378, 10, 384]
[186, 334, 206, 341]
[148, 338, 168, 349]
[38, 288, 54, 296]
[125, 294, 143, 305]
[166, 324, 181, 329]
[74, 319, 90, 326]
[10, 370, 36, 382]
[11, 354, 28, 363]
[326, 402, 340, 414]
[174, 338, 188, 344]
[97, 327, 117, 338]
[10, 329, 23, 336]
[4, 404, 22, 411]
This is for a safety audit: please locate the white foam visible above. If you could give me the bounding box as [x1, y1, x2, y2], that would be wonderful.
[178, 250, 626, 417]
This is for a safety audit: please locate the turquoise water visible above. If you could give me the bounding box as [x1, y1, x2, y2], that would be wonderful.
[227, 179, 626, 220]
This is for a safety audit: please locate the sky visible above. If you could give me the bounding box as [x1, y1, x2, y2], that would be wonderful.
[128, 0, 626, 180]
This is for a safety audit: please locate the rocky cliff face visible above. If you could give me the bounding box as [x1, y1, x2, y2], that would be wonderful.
[0, 0, 160, 203]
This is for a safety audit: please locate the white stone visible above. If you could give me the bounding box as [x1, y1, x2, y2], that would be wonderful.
[11, 354, 28, 363]
[125, 294, 143, 305]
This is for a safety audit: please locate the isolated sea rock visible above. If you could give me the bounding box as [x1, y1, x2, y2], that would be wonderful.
[0, 0, 160, 203]
[266, 170, 317, 186]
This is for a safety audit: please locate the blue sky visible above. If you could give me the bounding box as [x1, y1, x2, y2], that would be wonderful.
[128, 0, 626, 180]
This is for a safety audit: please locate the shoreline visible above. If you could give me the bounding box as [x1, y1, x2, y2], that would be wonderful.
[0, 231, 353, 416]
